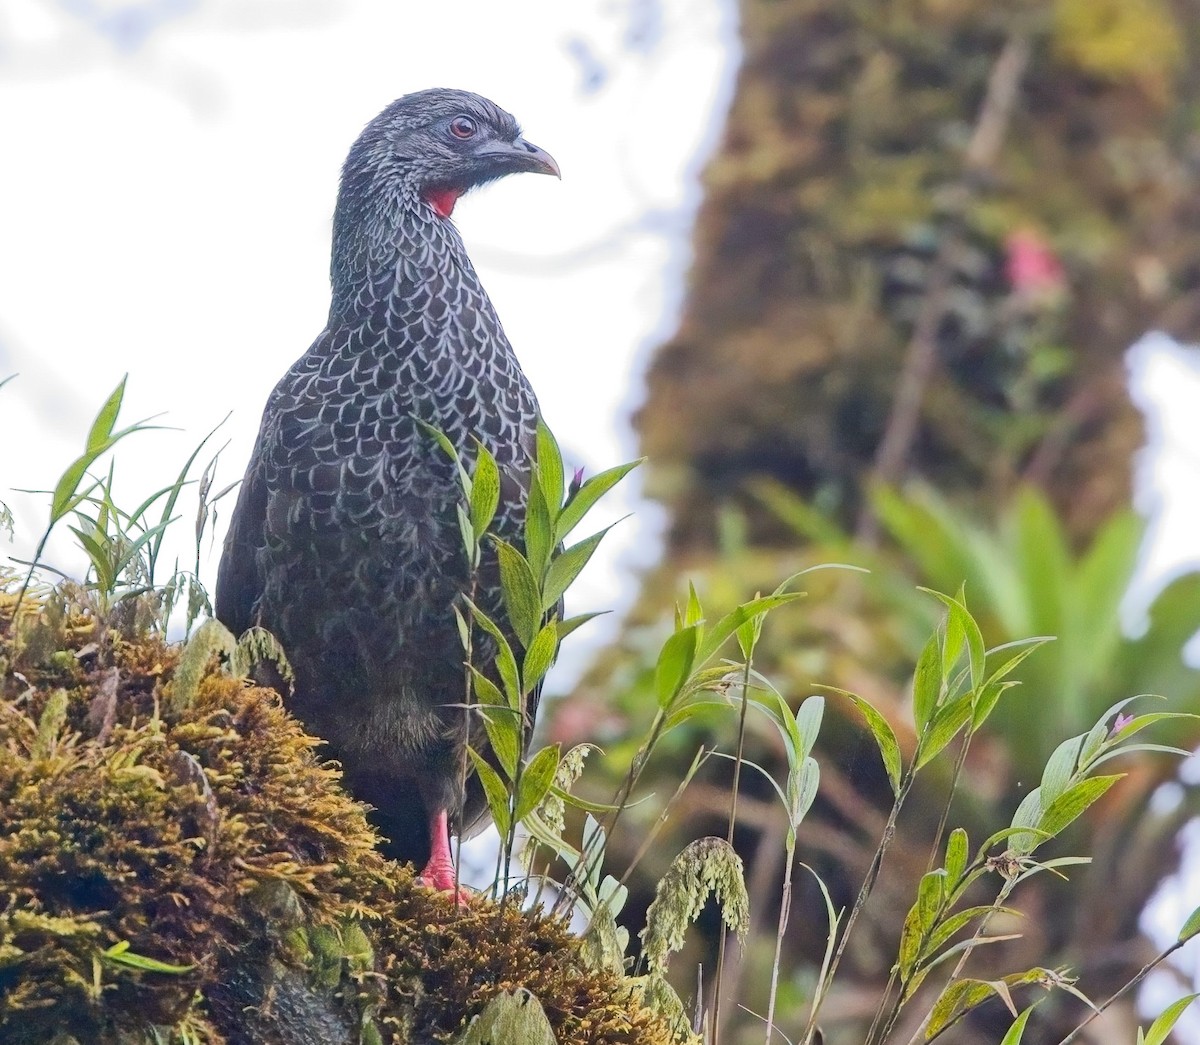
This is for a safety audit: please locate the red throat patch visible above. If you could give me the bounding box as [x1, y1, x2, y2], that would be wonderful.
[424, 187, 462, 219]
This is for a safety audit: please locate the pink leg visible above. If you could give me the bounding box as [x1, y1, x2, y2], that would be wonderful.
[415, 809, 471, 902]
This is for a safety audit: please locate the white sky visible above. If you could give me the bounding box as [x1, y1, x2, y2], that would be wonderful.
[3, 0, 1200, 1014]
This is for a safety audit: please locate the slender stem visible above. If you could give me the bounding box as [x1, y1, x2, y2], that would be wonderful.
[500, 660, 533, 904]
[618, 748, 711, 890]
[802, 771, 915, 1044]
[455, 573, 479, 911]
[864, 966, 900, 1045]
[551, 707, 668, 918]
[765, 841, 797, 1044]
[713, 657, 755, 1042]
[1056, 940, 1187, 1045]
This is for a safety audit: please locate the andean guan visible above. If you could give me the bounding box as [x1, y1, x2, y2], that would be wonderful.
[215, 89, 560, 892]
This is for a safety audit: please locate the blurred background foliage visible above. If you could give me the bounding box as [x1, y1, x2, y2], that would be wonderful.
[547, 0, 1200, 1041]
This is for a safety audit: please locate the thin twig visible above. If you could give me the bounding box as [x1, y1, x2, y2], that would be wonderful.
[712, 657, 756, 1041]
[802, 771, 916, 1044]
[1056, 939, 1189, 1045]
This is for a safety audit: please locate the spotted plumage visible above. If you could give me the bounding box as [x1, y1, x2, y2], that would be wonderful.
[216, 89, 559, 890]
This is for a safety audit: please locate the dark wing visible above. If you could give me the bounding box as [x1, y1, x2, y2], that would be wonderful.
[214, 430, 270, 638]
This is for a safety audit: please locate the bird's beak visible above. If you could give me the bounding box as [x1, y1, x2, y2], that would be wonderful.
[478, 137, 561, 179]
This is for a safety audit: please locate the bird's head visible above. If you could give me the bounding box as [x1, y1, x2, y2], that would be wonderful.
[342, 88, 560, 220]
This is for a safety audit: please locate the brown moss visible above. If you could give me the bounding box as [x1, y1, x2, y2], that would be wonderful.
[0, 591, 681, 1045]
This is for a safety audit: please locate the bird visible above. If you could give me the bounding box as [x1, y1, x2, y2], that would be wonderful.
[215, 89, 560, 892]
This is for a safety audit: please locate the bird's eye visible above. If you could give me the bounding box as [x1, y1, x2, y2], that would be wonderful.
[449, 116, 477, 140]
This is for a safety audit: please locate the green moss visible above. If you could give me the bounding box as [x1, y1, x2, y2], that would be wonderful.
[0, 589, 682, 1045]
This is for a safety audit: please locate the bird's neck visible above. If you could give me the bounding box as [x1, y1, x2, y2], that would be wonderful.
[327, 181, 477, 330]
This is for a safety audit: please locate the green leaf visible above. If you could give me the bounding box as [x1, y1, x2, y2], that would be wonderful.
[923, 589, 985, 690]
[555, 611, 606, 641]
[468, 667, 505, 707]
[972, 679, 1019, 729]
[554, 460, 641, 542]
[493, 539, 542, 650]
[945, 828, 969, 886]
[469, 443, 501, 540]
[684, 582, 704, 626]
[913, 630, 943, 732]
[794, 695, 825, 761]
[414, 418, 471, 493]
[926, 979, 1002, 1039]
[542, 527, 610, 613]
[663, 698, 736, 734]
[915, 697, 972, 770]
[999, 1005, 1037, 1045]
[983, 636, 1054, 687]
[535, 418, 565, 516]
[944, 585, 967, 675]
[840, 690, 902, 796]
[522, 622, 559, 694]
[898, 871, 945, 979]
[1037, 774, 1123, 840]
[524, 479, 554, 579]
[1142, 993, 1200, 1045]
[1178, 904, 1200, 943]
[468, 747, 511, 837]
[463, 599, 521, 708]
[456, 504, 475, 563]
[788, 756, 820, 828]
[515, 744, 561, 822]
[86, 376, 127, 453]
[926, 905, 1019, 955]
[1040, 735, 1083, 807]
[654, 624, 700, 710]
[455, 988, 557, 1045]
[102, 941, 193, 974]
[1008, 788, 1045, 855]
[474, 696, 520, 779]
[694, 592, 806, 668]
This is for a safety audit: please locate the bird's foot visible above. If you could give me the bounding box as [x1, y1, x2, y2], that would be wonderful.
[414, 808, 473, 903]
[415, 861, 473, 905]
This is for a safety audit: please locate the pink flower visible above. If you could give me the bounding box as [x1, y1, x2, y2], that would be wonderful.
[1005, 228, 1065, 299]
[569, 466, 585, 498]
[1110, 712, 1135, 737]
